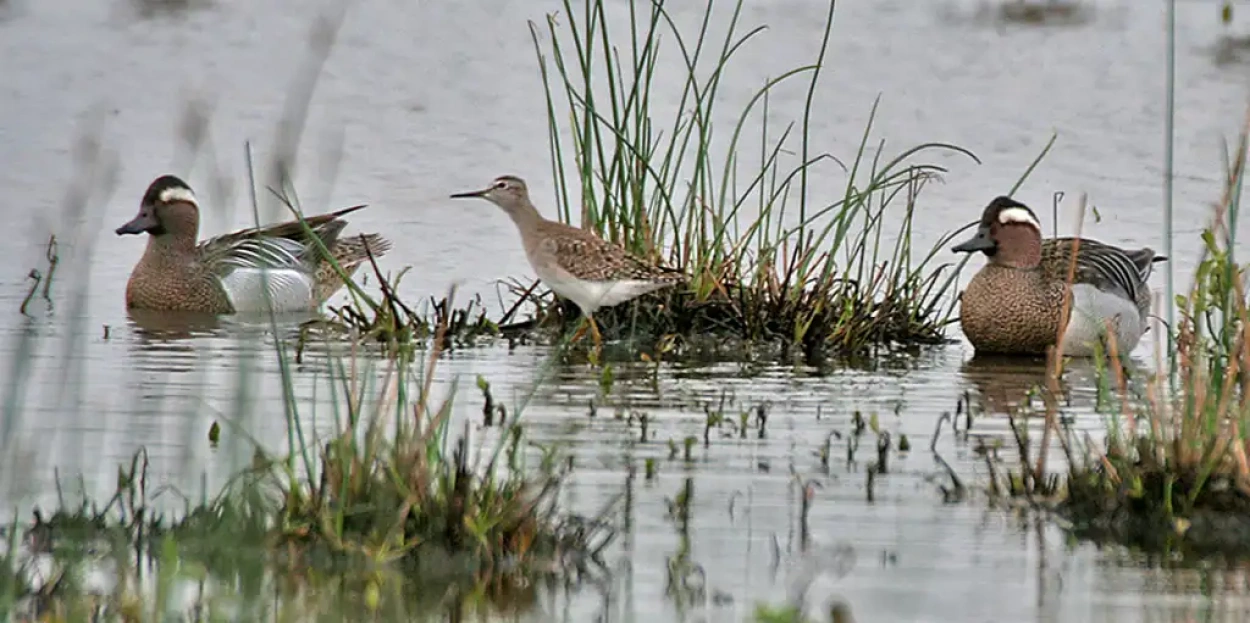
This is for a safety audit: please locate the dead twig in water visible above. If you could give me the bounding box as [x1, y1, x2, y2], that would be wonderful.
[930, 411, 952, 452]
[934, 452, 966, 503]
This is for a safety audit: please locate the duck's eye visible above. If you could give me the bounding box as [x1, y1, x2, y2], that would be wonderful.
[494, 181, 508, 190]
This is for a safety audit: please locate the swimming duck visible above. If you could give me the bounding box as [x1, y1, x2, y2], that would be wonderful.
[951, 196, 1165, 356]
[116, 174, 391, 313]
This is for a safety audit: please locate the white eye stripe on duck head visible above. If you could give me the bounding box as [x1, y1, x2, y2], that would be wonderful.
[158, 186, 198, 206]
[997, 206, 1041, 231]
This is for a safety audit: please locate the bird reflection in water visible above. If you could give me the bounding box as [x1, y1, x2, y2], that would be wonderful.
[959, 354, 1058, 417]
[124, 308, 224, 341]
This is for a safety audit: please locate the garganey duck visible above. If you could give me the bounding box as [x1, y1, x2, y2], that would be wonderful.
[116, 174, 391, 314]
[951, 196, 1165, 356]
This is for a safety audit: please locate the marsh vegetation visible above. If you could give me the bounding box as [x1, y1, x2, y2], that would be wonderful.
[519, 0, 987, 359]
[1, 303, 614, 620]
[5, 0, 1250, 621]
[981, 116, 1250, 557]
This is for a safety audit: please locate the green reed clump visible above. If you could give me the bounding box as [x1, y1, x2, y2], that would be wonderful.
[254, 289, 615, 611]
[270, 291, 616, 600]
[525, 0, 980, 357]
[998, 112, 1250, 555]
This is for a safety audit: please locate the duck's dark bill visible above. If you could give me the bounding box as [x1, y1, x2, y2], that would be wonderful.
[449, 188, 489, 199]
[115, 212, 159, 235]
[951, 227, 995, 253]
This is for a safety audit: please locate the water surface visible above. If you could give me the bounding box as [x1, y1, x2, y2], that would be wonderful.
[3, 0, 1250, 620]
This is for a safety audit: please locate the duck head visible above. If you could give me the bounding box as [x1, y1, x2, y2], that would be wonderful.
[951, 196, 1044, 269]
[116, 175, 200, 240]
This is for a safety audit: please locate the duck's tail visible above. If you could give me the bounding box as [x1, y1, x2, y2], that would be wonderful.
[314, 232, 393, 303]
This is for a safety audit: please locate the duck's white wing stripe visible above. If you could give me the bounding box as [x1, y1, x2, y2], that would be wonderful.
[1078, 249, 1142, 302]
[219, 267, 315, 313]
[218, 238, 308, 271]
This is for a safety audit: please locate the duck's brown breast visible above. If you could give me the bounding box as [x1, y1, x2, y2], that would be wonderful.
[124, 256, 234, 313]
[958, 265, 1065, 355]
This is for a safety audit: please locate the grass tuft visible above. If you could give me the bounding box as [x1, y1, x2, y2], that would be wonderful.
[522, 0, 982, 357]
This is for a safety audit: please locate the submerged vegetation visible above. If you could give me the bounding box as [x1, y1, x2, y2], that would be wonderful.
[0, 302, 612, 620]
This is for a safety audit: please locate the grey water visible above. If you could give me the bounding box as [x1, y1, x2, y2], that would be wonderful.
[3, 0, 1250, 620]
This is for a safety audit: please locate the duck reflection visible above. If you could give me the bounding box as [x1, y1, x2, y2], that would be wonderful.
[124, 308, 224, 341]
[959, 354, 1055, 416]
[124, 308, 322, 342]
[960, 351, 1157, 417]
[121, 308, 320, 378]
